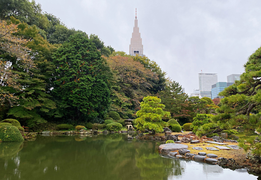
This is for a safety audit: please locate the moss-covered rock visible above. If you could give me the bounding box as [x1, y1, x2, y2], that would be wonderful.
[0, 122, 12, 126]
[56, 124, 74, 130]
[0, 126, 24, 142]
[1, 119, 24, 132]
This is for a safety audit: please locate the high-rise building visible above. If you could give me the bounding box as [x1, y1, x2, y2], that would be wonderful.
[129, 9, 143, 56]
[199, 73, 217, 98]
[211, 82, 227, 99]
[227, 74, 240, 83]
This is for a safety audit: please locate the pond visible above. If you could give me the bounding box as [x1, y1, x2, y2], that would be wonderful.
[0, 134, 258, 180]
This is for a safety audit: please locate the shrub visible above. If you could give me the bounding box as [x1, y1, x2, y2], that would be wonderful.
[1, 119, 24, 132]
[166, 140, 175, 144]
[223, 129, 238, 135]
[106, 122, 123, 132]
[75, 125, 86, 131]
[191, 114, 212, 133]
[171, 124, 182, 132]
[183, 123, 192, 131]
[85, 122, 93, 129]
[92, 123, 105, 130]
[104, 119, 114, 125]
[0, 123, 12, 126]
[108, 111, 121, 120]
[0, 126, 24, 142]
[2, 119, 21, 127]
[56, 124, 74, 130]
[118, 119, 125, 126]
[168, 119, 179, 126]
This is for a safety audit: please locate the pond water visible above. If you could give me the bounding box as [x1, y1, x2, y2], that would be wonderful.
[0, 134, 258, 180]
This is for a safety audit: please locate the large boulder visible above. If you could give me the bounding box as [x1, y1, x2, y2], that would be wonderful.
[0, 125, 24, 142]
[159, 143, 188, 155]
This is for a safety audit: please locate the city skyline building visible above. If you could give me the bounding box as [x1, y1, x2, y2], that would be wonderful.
[129, 8, 143, 56]
[199, 73, 218, 98]
[227, 74, 240, 83]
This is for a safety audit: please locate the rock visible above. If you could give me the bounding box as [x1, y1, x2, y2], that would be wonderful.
[207, 154, 218, 158]
[165, 131, 172, 136]
[206, 147, 219, 151]
[198, 152, 206, 156]
[205, 141, 227, 145]
[169, 152, 178, 157]
[230, 134, 239, 140]
[190, 140, 200, 144]
[159, 143, 188, 155]
[127, 136, 133, 140]
[175, 141, 181, 143]
[163, 127, 172, 132]
[221, 133, 228, 139]
[125, 119, 134, 123]
[179, 149, 190, 155]
[160, 136, 167, 141]
[194, 155, 206, 162]
[192, 147, 203, 150]
[103, 130, 108, 135]
[121, 131, 127, 133]
[181, 137, 191, 143]
[205, 158, 218, 164]
[215, 146, 231, 150]
[93, 130, 98, 135]
[227, 145, 240, 149]
[167, 135, 178, 141]
[185, 153, 195, 158]
[176, 155, 185, 159]
[41, 131, 50, 134]
[212, 136, 220, 140]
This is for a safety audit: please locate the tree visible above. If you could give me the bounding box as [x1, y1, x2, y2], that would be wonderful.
[52, 33, 111, 122]
[105, 55, 159, 118]
[1, 19, 57, 127]
[136, 96, 170, 133]
[159, 79, 190, 123]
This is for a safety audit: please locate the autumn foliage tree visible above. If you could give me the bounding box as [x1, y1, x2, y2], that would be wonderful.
[106, 55, 159, 118]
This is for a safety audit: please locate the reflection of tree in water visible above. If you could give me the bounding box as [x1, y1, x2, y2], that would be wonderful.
[135, 141, 184, 180]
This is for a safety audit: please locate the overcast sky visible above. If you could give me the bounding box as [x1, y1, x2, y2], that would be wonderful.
[34, 0, 261, 94]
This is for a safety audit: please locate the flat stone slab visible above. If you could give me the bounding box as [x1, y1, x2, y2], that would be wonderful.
[193, 147, 203, 150]
[169, 152, 178, 157]
[205, 158, 218, 164]
[190, 140, 200, 144]
[198, 152, 207, 156]
[215, 146, 231, 150]
[206, 147, 219, 151]
[185, 153, 195, 158]
[227, 145, 240, 149]
[207, 154, 218, 158]
[176, 155, 185, 159]
[159, 143, 188, 154]
[194, 155, 206, 162]
[205, 141, 227, 145]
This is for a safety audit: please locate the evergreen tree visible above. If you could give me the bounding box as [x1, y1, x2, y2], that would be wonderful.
[52, 33, 111, 122]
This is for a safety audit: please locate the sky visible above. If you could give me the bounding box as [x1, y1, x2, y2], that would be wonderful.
[34, 0, 261, 95]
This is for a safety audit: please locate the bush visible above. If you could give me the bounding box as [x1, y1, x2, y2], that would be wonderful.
[104, 119, 114, 125]
[168, 119, 179, 126]
[171, 124, 182, 132]
[0, 123, 12, 126]
[118, 119, 125, 126]
[92, 123, 105, 130]
[56, 124, 74, 130]
[1, 119, 24, 132]
[2, 119, 21, 127]
[108, 111, 121, 120]
[0, 126, 24, 142]
[191, 114, 212, 133]
[75, 125, 86, 131]
[106, 122, 123, 132]
[85, 122, 93, 129]
[166, 140, 175, 144]
[183, 123, 192, 131]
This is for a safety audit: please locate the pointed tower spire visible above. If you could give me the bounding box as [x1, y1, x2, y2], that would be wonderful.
[129, 8, 143, 56]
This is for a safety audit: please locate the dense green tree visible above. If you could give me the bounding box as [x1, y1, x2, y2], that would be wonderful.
[136, 96, 170, 133]
[159, 79, 190, 123]
[52, 33, 111, 122]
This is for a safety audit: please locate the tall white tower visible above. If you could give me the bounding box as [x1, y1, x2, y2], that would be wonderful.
[129, 8, 143, 56]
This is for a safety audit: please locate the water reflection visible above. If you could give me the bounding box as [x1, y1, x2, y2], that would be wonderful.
[0, 134, 258, 180]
